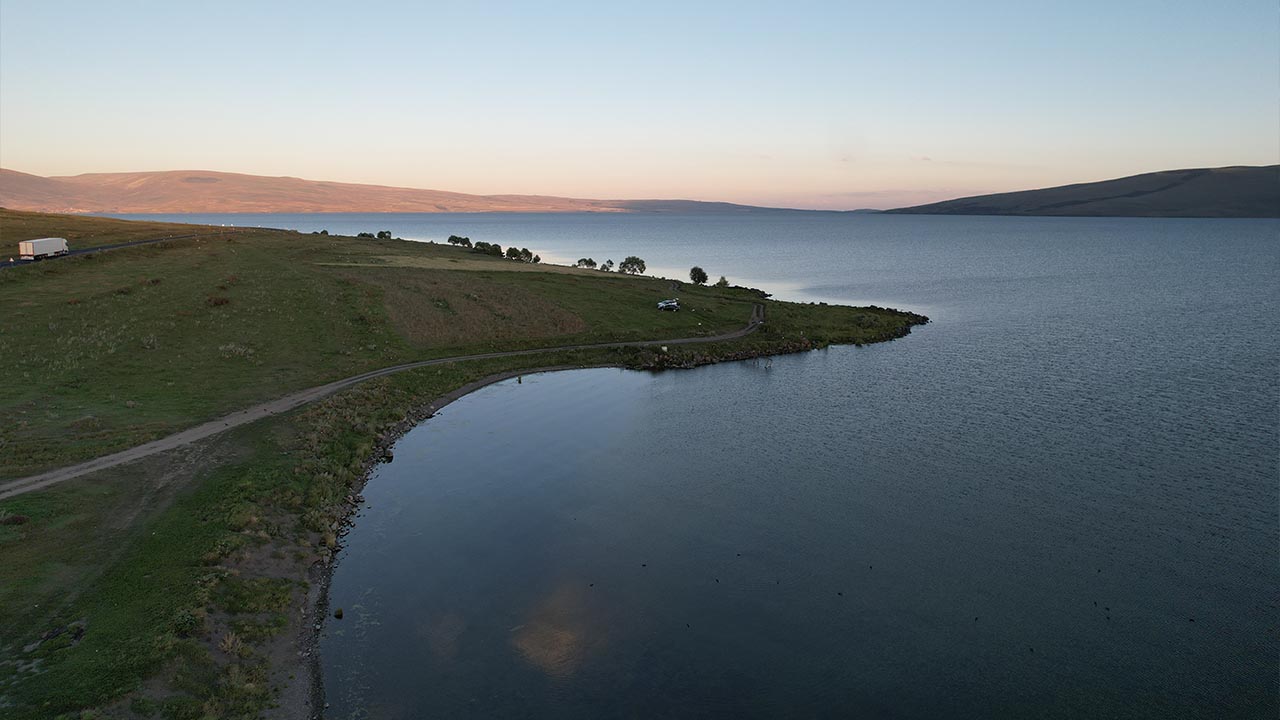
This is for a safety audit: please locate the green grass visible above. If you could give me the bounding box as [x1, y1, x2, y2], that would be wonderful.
[0, 210, 926, 717]
[0, 210, 755, 479]
[0, 348, 666, 717]
[0, 209, 227, 250]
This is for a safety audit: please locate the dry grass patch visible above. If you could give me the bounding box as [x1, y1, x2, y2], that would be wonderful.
[338, 267, 587, 348]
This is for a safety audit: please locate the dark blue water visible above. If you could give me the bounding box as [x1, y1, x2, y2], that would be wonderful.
[127, 213, 1279, 717]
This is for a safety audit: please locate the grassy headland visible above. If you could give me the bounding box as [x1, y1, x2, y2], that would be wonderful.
[0, 209, 925, 718]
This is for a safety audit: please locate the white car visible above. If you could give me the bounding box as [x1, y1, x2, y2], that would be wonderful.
[657, 298, 680, 311]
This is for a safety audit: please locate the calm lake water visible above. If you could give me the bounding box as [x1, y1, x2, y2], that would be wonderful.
[119, 213, 1279, 717]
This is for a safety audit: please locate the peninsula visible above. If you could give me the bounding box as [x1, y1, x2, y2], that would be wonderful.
[0, 209, 925, 717]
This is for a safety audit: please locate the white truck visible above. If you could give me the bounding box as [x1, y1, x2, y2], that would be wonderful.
[18, 237, 69, 261]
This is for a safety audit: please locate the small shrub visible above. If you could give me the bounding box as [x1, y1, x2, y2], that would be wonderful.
[218, 343, 255, 359]
[0, 512, 30, 526]
[218, 631, 244, 656]
[206, 296, 230, 307]
[171, 607, 207, 638]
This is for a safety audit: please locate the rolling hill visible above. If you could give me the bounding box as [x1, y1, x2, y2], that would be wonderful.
[4, 165, 1275, 217]
[888, 165, 1279, 218]
[0, 169, 778, 214]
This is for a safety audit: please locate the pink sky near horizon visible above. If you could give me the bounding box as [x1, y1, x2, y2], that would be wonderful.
[1, 1, 1276, 210]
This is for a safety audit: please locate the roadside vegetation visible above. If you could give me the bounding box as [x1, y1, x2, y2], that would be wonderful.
[0, 209, 926, 718]
[0, 210, 231, 251]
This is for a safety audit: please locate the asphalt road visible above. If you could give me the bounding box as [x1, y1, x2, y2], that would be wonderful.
[0, 230, 244, 269]
[0, 303, 764, 499]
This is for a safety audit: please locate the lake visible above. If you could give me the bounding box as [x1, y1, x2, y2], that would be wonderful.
[113, 213, 1279, 717]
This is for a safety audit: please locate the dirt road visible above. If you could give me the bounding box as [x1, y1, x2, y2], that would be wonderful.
[0, 304, 763, 499]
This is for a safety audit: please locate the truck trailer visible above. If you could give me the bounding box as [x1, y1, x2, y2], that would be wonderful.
[18, 237, 69, 261]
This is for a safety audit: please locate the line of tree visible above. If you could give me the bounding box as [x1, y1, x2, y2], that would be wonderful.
[472, 241, 503, 257]
[573, 256, 649, 274]
[618, 256, 646, 274]
[689, 266, 729, 287]
[506, 246, 541, 263]
[355, 230, 394, 239]
[462, 239, 539, 263]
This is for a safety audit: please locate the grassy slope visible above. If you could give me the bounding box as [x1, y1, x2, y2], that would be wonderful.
[0, 210, 751, 479]
[0, 208, 228, 250]
[0, 210, 926, 718]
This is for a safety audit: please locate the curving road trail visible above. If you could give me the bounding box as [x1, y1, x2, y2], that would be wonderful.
[0, 304, 763, 499]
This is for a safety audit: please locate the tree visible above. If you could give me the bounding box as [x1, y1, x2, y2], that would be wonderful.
[357, 232, 375, 238]
[576, 258, 596, 269]
[618, 256, 646, 275]
[689, 266, 708, 285]
[532, 255, 541, 264]
[506, 246, 523, 261]
[473, 241, 503, 257]
[376, 230, 392, 240]
[519, 248, 534, 263]
[447, 234, 472, 248]
[601, 259, 614, 272]
[714, 275, 729, 287]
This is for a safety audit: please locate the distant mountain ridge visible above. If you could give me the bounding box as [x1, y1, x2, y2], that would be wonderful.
[3, 165, 1275, 217]
[888, 165, 1279, 218]
[0, 169, 784, 214]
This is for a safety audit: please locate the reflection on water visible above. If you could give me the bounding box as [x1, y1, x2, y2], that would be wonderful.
[317, 216, 1278, 719]
[511, 584, 595, 678]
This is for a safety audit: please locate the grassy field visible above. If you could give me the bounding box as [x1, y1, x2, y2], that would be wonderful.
[0, 210, 755, 480]
[0, 209, 926, 718]
[0, 209, 231, 250]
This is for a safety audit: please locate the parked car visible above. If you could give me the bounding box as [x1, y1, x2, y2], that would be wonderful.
[657, 298, 680, 311]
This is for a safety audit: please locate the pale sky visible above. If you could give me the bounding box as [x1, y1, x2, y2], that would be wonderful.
[1, 0, 1276, 209]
